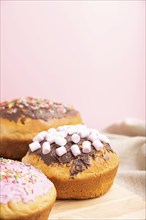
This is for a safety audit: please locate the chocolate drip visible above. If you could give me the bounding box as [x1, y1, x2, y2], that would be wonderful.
[30, 137, 114, 177]
[104, 143, 114, 153]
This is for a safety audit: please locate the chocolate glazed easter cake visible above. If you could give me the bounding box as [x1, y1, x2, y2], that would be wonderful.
[0, 97, 82, 160]
[22, 125, 119, 199]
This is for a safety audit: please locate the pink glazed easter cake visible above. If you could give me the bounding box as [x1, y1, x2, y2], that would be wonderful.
[0, 158, 56, 220]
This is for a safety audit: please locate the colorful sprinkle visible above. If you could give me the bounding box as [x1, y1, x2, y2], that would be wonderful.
[0, 158, 53, 204]
[0, 97, 76, 123]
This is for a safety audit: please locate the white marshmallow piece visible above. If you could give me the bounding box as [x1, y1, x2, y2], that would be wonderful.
[56, 146, 67, 156]
[71, 133, 80, 144]
[39, 131, 48, 137]
[76, 125, 87, 133]
[46, 134, 56, 144]
[67, 126, 77, 135]
[71, 144, 81, 157]
[93, 139, 103, 151]
[55, 136, 67, 146]
[79, 128, 89, 138]
[48, 128, 56, 133]
[42, 142, 51, 154]
[33, 133, 44, 142]
[57, 126, 65, 131]
[98, 134, 110, 144]
[57, 125, 68, 131]
[29, 141, 41, 152]
[56, 131, 67, 138]
[88, 133, 98, 142]
[82, 141, 91, 153]
[88, 129, 99, 135]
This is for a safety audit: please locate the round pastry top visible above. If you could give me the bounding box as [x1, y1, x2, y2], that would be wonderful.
[0, 158, 53, 204]
[0, 97, 78, 123]
[28, 125, 114, 176]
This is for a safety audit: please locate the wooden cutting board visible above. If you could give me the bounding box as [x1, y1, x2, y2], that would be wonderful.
[49, 184, 145, 220]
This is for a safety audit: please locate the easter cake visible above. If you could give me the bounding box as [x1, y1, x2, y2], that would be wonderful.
[0, 158, 56, 220]
[0, 97, 82, 160]
[22, 124, 119, 199]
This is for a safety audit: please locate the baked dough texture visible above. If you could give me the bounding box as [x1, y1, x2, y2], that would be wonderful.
[0, 158, 56, 220]
[0, 97, 82, 160]
[22, 125, 119, 199]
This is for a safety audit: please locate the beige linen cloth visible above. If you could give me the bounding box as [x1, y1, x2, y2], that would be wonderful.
[102, 118, 146, 200]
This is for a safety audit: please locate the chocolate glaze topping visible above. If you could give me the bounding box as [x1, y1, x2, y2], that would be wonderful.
[0, 97, 78, 124]
[29, 136, 113, 177]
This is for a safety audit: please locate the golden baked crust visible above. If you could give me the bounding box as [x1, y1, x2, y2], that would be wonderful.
[22, 151, 119, 199]
[0, 97, 82, 159]
[0, 186, 56, 220]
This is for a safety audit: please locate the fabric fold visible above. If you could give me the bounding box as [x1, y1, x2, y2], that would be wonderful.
[102, 118, 146, 200]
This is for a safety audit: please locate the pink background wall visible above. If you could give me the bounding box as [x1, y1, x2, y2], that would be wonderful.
[1, 1, 145, 129]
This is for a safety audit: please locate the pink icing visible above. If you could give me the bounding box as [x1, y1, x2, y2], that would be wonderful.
[0, 158, 53, 204]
